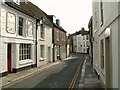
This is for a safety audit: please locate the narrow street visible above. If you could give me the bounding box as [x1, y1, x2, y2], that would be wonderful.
[2, 53, 86, 89]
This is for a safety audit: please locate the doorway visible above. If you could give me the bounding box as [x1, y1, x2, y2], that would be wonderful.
[48, 47, 51, 63]
[7, 43, 12, 73]
[105, 37, 112, 88]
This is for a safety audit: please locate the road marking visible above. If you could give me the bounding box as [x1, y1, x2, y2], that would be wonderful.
[68, 57, 85, 90]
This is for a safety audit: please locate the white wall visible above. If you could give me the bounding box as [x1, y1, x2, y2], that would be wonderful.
[92, 1, 119, 88]
[1, 2, 36, 73]
[37, 24, 53, 67]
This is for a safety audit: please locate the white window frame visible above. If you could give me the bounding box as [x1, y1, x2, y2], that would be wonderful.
[40, 45, 45, 61]
[18, 16, 25, 37]
[19, 44, 31, 61]
[40, 25, 45, 40]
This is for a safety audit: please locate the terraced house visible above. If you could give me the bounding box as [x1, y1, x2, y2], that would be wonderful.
[0, 0, 37, 76]
[0, 0, 67, 77]
[47, 15, 67, 62]
[92, 1, 120, 89]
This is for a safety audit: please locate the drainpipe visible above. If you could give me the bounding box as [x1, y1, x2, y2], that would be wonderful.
[35, 19, 39, 67]
[52, 27, 55, 62]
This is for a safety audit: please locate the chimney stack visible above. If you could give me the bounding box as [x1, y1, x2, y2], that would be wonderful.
[56, 19, 60, 26]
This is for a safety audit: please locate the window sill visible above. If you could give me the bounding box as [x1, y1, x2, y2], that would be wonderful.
[39, 58, 45, 61]
[19, 59, 32, 65]
[39, 38, 45, 41]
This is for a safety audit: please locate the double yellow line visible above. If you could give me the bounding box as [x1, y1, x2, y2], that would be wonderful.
[68, 58, 84, 90]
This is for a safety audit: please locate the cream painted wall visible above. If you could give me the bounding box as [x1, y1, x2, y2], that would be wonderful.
[92, 1, 119, 88]
[37, 24, 53, 67]
[1, 2, 36, 73]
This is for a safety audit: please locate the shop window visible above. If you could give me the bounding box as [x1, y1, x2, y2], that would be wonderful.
[19, 44, 31, 60]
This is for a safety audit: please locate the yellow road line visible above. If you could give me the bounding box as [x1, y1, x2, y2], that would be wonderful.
[68, 57, 85, 90]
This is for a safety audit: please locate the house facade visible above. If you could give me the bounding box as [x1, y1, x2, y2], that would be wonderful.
[0, 1, 36, 76]
[52, 23, 67, 61]
[70, 29, 89, 53]
[29, 4, 53, 67]
[37, 23, 53, 66]
[92, 1, 120, 89]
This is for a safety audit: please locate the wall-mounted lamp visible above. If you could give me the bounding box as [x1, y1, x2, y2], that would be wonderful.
[105, 28, 111, 38]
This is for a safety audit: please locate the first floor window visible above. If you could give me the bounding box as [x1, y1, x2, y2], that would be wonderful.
[19, 17, 24, 36]
[40, 45, 45, 58]
[41, 25, 45, 39]
[19, 44, 31, 60]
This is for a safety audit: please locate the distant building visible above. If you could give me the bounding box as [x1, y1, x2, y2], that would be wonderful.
[69, 28, 89, 53]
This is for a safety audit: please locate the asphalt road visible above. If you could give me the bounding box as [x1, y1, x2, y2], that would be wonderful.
[3, 53, 87, 89]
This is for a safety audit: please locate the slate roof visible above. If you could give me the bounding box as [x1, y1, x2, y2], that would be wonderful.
[41, 11, 66, 33]
[5, 0, 52, 26]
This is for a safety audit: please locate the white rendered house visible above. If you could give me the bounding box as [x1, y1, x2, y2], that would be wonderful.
[0, 1, 36, 76]
[92, 1, 120, 89]
[37, 23, 53, 67]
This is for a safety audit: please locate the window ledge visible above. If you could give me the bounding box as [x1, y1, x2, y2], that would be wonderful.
[39, 38, 45, 41]
[19, 59, 32, 65]
[40, 58, 45, 61]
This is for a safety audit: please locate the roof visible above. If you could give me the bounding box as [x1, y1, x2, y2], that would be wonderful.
[88, 16, 93, 28]
[69, 29, 89, 37]
[41, 11, 66, 33]
[5, 0, 52, 26]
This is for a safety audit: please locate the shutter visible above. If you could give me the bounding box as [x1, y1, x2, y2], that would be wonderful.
[6, 12, 16, 33]
[27, 20, 33, 37]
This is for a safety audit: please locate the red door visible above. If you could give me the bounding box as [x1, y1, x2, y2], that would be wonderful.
[7, 44, 12, 73]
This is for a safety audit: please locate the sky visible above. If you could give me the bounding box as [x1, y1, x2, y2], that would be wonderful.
[29, 0, 92, 34]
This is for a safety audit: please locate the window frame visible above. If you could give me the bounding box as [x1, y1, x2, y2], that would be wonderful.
[40, 25, 45, 40]
[19, 44, 31, 61]
[18, 16, 24, 36]
[99, 0, 104, 27]
[40, 45, 45, 58]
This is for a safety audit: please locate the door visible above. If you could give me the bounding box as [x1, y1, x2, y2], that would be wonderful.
[7, 44, 12, 73]
[48, 47, 51, 63]
[105, 37, 112, 88]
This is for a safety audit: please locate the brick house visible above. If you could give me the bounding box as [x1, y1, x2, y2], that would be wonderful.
[47, 15, 67, 62]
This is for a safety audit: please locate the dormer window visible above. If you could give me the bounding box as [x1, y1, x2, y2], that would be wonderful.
[13, 0, 20, 5]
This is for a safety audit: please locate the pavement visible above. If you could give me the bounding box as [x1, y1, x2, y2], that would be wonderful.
[79, 55, 102, 89]
[1, 54, 102, 89]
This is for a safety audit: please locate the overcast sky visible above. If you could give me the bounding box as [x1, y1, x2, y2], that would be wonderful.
[29, 0, 92, 34]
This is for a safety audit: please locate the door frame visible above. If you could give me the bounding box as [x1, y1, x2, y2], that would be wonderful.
[7, 43, 12, 73]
